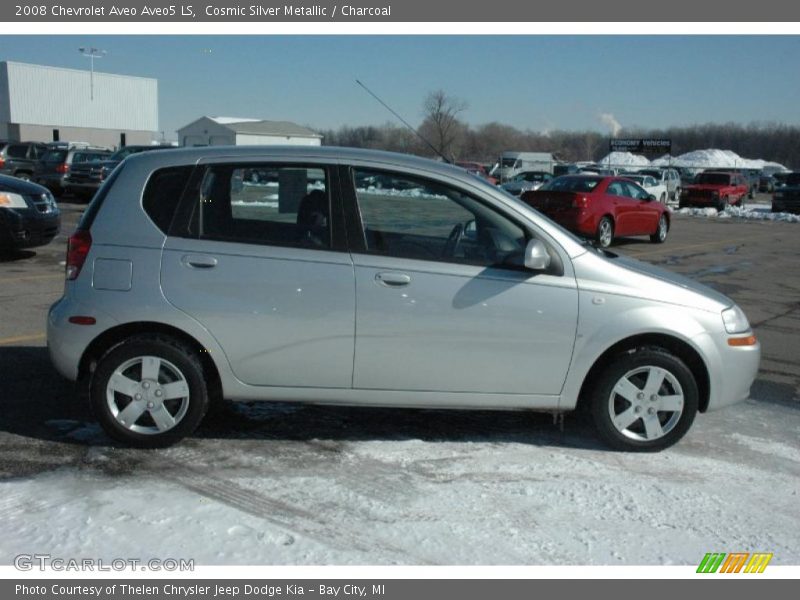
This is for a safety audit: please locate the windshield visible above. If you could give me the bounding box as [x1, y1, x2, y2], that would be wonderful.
[638, 170, 661, 178]
[108, 147, 141, 161]
[623, 175, 645, 184]
[697, 173, 731, 185]
[540, 176, 601, 192]
[73, 152, 109, 163]
[512, 172, 549, 183]
[42, 150, 68, 162]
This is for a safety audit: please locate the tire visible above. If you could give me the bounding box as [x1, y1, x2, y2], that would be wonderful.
[595, 216, 614, 248]
[90, 334, 210, 448]
[589, 348, 699, 452]
[650, 214, 668, 243]
[716, 196, 728, 212]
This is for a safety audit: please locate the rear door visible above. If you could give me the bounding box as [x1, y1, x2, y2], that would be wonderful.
[161, 161, 356, 389]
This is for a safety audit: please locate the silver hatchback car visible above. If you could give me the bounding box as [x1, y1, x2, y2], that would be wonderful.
[48, 147, 760, 451]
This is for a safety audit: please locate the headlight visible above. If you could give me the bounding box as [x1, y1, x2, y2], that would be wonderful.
[0, 192, 29, 208]
[722, 305, 751, 334]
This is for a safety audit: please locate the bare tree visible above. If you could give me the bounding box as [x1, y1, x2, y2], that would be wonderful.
[420, 90, 468, 160]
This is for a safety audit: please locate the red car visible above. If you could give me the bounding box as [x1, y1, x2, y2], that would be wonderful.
[520, 175, 670, 248]
[679, 171, 749, 210]
[456, 161, 498, 185]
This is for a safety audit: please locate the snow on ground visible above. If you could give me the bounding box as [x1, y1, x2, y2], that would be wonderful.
[0, 400, 797, 565]
[674, 203, 800, 223]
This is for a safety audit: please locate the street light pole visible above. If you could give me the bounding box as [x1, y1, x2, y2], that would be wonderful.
[78, 47, 106, 101]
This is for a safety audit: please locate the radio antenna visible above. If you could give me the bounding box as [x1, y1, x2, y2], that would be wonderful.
[355, 79, 451, 163]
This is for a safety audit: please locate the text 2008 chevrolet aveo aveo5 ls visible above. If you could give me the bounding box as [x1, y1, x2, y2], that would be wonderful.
[47, 147, 760, 451]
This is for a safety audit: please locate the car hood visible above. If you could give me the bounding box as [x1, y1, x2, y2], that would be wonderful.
[0, 174, 50, 195]
[573, 249, 733, 313]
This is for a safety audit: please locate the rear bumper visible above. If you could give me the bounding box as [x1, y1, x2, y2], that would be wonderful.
[0, 208, 61, 249]
[536, 208, 597, 237]
[35, 174, 68, 191]
[65, 181, 101, 196]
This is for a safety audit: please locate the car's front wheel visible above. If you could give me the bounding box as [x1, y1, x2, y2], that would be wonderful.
[589, 348, 699, 451]
[595, 216, 614, 248]
[90, 335, 209, 448]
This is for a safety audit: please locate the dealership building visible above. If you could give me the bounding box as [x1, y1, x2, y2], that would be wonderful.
[0, 61, 158, 148]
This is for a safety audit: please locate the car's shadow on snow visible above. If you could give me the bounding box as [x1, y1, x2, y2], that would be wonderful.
[0, 345, 607, 462]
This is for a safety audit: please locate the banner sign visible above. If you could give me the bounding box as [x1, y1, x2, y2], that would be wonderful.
[609, 138, 672, 154]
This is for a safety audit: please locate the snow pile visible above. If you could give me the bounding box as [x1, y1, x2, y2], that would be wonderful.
[651, 149, 787, 171]
[675, 203, 800, 223]
[596, 151, 651, 167]
[595, 148, 788, 172]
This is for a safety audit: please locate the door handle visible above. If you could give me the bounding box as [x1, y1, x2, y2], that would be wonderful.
[375, 272, 411, 287]
[181, 254, 218, 269]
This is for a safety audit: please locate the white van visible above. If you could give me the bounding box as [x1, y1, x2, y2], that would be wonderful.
[498, 152, 556, 181]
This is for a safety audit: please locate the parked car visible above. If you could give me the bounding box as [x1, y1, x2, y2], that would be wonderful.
[0, 141, 49, 181]
[47, 147, 759, 452]
[679, 171, 749, 210]
[66, 144, 175, 200]
[497, 151, 555, 181]
[772, 172, 791, 189]
[456, 161, 498, 185]
[758, 173, 777, 193]
[637, 168, 682, 203]
[706, 168, 759, 199]
[0, 174, 60, 251]
[771, 172, 800, 214]
[34, 147, 111, 196]
[620, 173, 669, 204]
[500, 170, 553, 196]
[521, 175, 670, 248]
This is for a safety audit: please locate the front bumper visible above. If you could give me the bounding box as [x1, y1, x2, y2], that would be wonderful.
[703, 333, 761, 412]
[0, 208, 61, 249]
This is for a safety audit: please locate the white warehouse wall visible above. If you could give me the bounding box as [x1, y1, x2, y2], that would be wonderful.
[235, 134, 321, 146]
[1, 62, 158, 132]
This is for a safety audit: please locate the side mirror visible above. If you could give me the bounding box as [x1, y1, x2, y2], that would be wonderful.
[524, 238, 551, 271]
[647, 194, 657, 202]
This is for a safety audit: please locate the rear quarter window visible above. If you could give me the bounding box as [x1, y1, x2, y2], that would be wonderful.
[142, 166, 195, 234]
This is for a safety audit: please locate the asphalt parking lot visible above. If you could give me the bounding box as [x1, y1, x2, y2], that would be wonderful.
[0, 195, 798, 565]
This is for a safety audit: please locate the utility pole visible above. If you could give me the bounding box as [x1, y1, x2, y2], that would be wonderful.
[79, 47, 106, 101]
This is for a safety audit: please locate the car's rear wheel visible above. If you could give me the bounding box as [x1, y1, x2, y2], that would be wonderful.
[90, 335, 209, 448]
[589, 348, 699, 451]
[650, 215, 668, 243]
[595, 216, 614, 248]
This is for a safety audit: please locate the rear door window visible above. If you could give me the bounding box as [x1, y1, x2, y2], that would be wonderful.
[188, 164, 332, 250]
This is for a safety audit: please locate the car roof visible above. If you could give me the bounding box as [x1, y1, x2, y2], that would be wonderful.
[123, 145, 475, 180]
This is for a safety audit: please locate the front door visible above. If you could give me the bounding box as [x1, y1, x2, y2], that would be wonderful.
[346, 168, 579, 397]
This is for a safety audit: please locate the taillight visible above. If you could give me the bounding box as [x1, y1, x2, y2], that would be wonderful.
[572, 196, 589, 208]
[66, 230, 92, 281]
[0, 157, 5, 169]
[56, 163, 69, 174]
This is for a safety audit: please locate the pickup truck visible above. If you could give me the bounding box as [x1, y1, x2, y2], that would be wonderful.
[771, 172, 800, 214]
[679, 171, 749, 211]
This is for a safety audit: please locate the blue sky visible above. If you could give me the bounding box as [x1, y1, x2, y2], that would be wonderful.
[1, 35, 798, 140]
